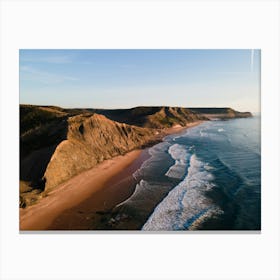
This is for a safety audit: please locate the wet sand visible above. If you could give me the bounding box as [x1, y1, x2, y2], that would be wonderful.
[20, 121, 203, 231]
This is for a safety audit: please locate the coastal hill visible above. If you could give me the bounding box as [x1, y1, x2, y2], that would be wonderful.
[20, 106, 156, 206]
[43, 113, 156, 191]
[188, 107, 253, 119]
[20, 104, 252, 207]
[93, 106, 207, 128]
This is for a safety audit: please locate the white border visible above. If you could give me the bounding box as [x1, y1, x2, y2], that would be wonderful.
[1, 1, 280, 280]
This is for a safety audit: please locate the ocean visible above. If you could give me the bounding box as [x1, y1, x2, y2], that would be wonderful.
[119, 116, 261, 231]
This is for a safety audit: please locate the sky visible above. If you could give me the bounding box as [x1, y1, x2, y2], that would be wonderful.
[19, 49, 261, 112]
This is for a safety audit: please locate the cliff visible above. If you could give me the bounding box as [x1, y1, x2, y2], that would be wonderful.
[188, 107, 253, 119]
[20, 106, 157, 193]
[43, 113, 155, 190]
[94, 106, 207, 128]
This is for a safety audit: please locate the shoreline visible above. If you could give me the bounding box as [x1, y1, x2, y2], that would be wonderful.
[47, 149, 151, 230]
[20, 149, 148, 230]
[20, 121, 203, 230]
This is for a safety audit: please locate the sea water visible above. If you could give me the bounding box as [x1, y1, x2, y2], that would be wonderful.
[131, 116, 261, 230]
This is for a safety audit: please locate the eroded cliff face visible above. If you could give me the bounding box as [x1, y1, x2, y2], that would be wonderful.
[145, 107, 207, 128]
[43, 113, 156, 191]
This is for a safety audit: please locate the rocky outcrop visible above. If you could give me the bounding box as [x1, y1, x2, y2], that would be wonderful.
[145, 107, 207, 128]
[43, 113, 156, 190]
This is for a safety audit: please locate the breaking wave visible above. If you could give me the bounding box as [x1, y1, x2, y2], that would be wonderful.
[142, 154, 224, 231]
[165, 144, 191, 180]
[112, 116, 260, 230]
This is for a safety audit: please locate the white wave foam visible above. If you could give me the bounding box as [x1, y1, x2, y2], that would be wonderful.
[218, 128, 225, 132]
[165, 144, 190, 179]
[199, 129, 207, 137]
[116, 179, 149, 207]
[116, 179, 172, 211]
[142, 155, 223, 231]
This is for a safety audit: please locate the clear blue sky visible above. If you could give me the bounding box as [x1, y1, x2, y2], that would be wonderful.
[20, 49, 260, 112]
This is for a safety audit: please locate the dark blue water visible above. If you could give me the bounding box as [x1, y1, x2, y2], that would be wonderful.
[137, 117, 260, 230]
[117, 117, 261, 230]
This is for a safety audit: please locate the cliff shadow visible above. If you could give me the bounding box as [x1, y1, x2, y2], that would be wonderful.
[20, 117, 69, 190]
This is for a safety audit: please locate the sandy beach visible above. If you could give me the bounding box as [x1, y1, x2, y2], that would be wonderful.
[20, 149, 149, 230]
[20, 121, 203, 231]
